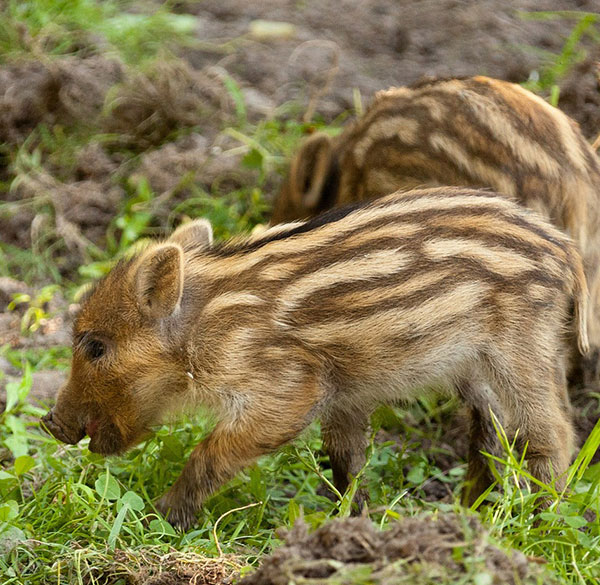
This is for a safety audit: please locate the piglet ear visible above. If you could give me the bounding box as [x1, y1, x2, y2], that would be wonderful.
[169, 218, 213, 249]
[134, 243, 184, 319]
[290, 132, 333, 210]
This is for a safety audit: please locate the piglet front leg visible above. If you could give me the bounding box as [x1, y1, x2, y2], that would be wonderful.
[156, 406, 316, 530]
[156, 432, 226, 531]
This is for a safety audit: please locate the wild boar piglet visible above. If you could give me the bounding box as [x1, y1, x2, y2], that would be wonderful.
[272, 75, 600, 385]
[43, 187, 588, 529]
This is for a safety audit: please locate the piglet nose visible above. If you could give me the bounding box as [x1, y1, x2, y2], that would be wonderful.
[40, 408, 85, 444]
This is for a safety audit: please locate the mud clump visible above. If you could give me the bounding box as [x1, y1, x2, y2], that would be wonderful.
[82, 550, 238, 585]
[74, 142, 119, 181]
[0, 56, 123, 145]
[240, 514, 558, 585]
[103, 60, 233, 150]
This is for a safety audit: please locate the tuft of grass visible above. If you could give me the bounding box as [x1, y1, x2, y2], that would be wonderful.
[0, 0, 197, 65]
[519, 10, 600, 105]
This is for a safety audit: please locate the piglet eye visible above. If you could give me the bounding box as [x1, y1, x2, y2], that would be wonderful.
[86, 339, 106, 360]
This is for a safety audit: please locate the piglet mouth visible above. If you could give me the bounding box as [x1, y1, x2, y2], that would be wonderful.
[86, 418, 100, 439]
[41, 410, 86, 445]
[87, 418, 126, 456]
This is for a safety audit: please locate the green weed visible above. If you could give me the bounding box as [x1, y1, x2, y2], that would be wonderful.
[7, 284, 61, 335]
[520, 10, 600, 105]
[0, 0, 197, 64]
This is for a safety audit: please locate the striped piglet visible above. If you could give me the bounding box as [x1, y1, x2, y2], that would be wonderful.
[42, 187, 588, 529]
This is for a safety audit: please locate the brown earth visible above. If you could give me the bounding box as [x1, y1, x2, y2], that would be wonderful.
[239, 513, 558, 585]
[77, 550, 239, 585]
[182, 0, 600, 131]
[2, 0, 600, 262]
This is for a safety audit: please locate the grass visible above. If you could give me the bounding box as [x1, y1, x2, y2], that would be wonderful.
[1, 363, 600, 583]
[519, 10, 600, 105]
[0, 0, 197, 65]
[2, 3, 600, 584]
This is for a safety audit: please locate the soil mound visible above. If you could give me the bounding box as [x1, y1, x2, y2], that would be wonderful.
[240, 513, 557, 585]
[103, 60, 232, 150]
[0, 56, 123, 145]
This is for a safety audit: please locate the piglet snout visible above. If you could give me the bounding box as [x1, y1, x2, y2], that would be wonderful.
[41, 409, 86, 445]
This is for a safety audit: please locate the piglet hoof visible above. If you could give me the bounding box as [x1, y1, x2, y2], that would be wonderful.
[351, 488, 370, 517]
[156, 494, 197, 532]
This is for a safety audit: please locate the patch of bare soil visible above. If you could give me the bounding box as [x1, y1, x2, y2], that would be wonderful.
[240, 513, 558, 585]
[0, 276, 73, 410]
[0, 370, 66, 413]
[558, 50, 600, 140]
[571, 384, 600, 463]
[103, 60, 233, 150]
[131, 130, 256, 207]
[182, 0, 600, 135]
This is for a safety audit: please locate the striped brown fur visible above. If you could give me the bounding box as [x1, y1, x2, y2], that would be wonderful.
[272, 76, 600, 384]
[42, 188, 589, 529]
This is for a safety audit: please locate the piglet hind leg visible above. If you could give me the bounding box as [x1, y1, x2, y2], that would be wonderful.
[519, 391, 574, 502]
[321, 407, 372, 514]
[457, 376, 507, 508]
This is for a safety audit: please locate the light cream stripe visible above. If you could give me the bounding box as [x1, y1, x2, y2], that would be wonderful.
[423, 237, 533, 276]
[428, 133, 517, 197]
[260, 259, 307, 281]
[276, 248, 413, 317]
[296, 281, 491, 343]
[336, 222, 423, 249]
[251, 220, 306, 239]
[412, 95, 448, 121]
[353, 116, 420, 166]
[327, 268, 453, 310]
[202, 292, 265, 316]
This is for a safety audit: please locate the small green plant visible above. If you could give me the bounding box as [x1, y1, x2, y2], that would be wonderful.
[7, 284, 60, 335]
[77, 177, 156, 282]
[519, 11, 600, 105]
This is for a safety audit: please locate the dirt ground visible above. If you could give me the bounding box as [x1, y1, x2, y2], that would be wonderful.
[183, 0, 600, 129]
